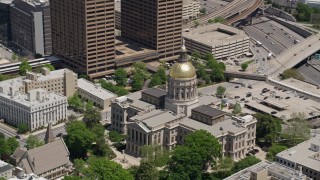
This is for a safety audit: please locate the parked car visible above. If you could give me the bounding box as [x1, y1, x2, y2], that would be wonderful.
[15, 135, 20, 139]
[56, 133, 63, 137]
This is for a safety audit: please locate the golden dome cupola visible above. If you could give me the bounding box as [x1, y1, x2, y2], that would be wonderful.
[169, 39, 196, 79]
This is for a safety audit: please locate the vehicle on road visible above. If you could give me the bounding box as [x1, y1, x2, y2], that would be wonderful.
[15, 135, 20, 139]
[56, 133, 63, 137]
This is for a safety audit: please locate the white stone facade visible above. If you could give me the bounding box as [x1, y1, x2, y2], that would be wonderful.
[0, 89, 67, 131]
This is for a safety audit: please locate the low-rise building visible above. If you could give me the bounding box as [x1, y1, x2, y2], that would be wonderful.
[0, 160, 14, 179]
[183, 23, 250, 60]
[0, 88, 67, 131]
[276, 136, 320, 180]
[224, 161, 312, 180]
[0, 68, 77, 98]
[183, 0, 200, 20]
[141, 88, 167, 108]
[77, 78, 117, 110]
[111, 96, 155, 134]
[11, 125, 72, 179]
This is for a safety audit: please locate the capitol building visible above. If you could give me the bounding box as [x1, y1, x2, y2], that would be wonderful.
[110, 41, 257, 160]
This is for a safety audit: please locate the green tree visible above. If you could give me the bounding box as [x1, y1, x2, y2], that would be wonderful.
[208, 19, 215, 24]
[65, 121, 96, 158]
[17, 123, 29, 134]
[191, 51, 201, 66]
[284, 112, 310, 146]
[167, 130, 221, 179]
[19, 60, 32, 75]
[254, 113, 281, 147]
[63, 176, 85, 180]
[99, 79, 129, 96]
[136, 161, 159, 180]
[241, 63, 248, 71]
[232, 103, 242, 115]
[216, 86, 226, 97]
[207, 58, 225, 82]
[42, 64, 55, 71]
[114, 68, 128, 87]
[26, 135, 44, 149]
[140, 145, 170, 167]
[196, 64, 206, 79]
[0, 74, 10, 82]
[83, 157, 134, 180]
[94, 137, 114, 158]
[149, 67, 167, 88]
[68, 93, 84, 112]
[214, 16, 225, 23]
[194, 20, 200, 27]
[296, 3, 315, 21]
[218, 157, 234, 171]
[200, 8, 207, 14]
[0, 136, 19, 160]
[90, 123, 105, 138]
[131, 70, 145, 91]
[108, 131, 126, 143]
[282, 69, 304, 81]
[83, 108, 101, 128]
[232, 156, 261, 173]
[266, 144, 288, 161]
[11, 53, 18, 61]
[73, 158, 86, 175]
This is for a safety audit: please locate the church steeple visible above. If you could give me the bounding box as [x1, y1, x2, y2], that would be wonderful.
[179, 39, 188, 62]
[44, 123, 55, 144]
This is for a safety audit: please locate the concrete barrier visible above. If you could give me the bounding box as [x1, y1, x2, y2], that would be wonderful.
[267, 78, 320, 102]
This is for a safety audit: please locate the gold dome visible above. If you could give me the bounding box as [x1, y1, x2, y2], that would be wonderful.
[169, 61, 196, 79]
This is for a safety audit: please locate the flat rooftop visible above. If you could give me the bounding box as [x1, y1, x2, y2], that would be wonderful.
[224, 81, 320, 120]
[142, 88, 167, 98]
[78, 78, 117, 100]
[0, 89, 65, 107]
[183, 23, 249, 47]
[192, 105, 226, 118]
[180, 115, 252, 137]
[276, 136, 320, 172]
[115, 37, 157, 60]
[131, 110, 185, 128]
[224, 161, 311, 180]
[281, 78, 320, 97]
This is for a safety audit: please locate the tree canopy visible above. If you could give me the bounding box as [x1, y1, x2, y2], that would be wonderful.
[83, 103, 101, 128]
[216, 86, 226, 96]
[149, 66, 167, 88]
[0, 136, 19, 160]
[65, 121, 96, 158]
[284, 112, 310, 146]
[254, 113, 281, 147]
[140, 145, 170, 167]
[26, 135, 44, 149]
[83, 157, 134, 180]
[68, 93, 84, 112]
[99, 79, 129, 96]
[114, 68, 128, 87]
[266, 144, 288, 161]
[17, 123, 29, 134]
[232, 103, 242, 115]
[135, 161, 159, 180]
[19, 60, 32, 75]
[167, 130, 221, 179]
[232, 156, 261, 173]
[241, 63, 248, 71]
[42, 64, 55, 71]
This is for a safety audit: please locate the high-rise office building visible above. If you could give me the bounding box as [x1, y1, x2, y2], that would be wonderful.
[10, 0, 52, 56]
[121, 0, 183, 61]
[50, 0, 115, 78]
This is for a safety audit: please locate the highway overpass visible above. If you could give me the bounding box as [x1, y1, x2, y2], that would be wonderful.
[266, 34, 320, 75]
[224, 71, 268, 81]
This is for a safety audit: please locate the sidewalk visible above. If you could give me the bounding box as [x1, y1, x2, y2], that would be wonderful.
[109, 144, 141, 169]
[31, 122, 66, 136]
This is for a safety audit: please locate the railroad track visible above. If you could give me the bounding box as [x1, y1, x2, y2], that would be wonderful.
[183, 0, 252, 28]
[224, 0, 263, 25]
